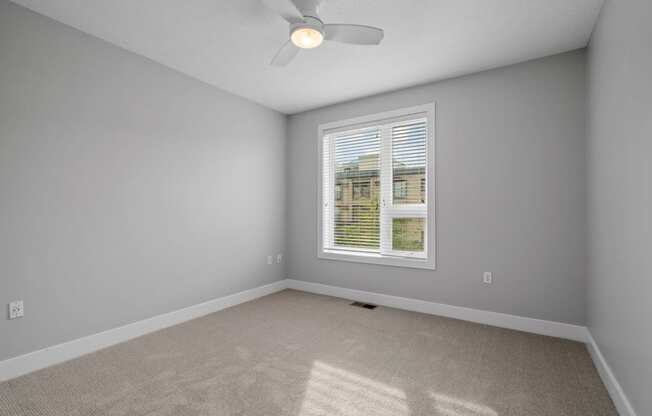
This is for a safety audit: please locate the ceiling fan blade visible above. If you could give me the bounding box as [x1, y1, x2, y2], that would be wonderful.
[271, 40, 300, 66]
[323, 24, 384, 45]
[261, 0, 304, 23]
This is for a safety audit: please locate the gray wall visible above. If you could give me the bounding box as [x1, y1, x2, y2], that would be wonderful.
[288, 50, 587, 325]
[0, 1, 286, 361]
[587, 0, 652, 414]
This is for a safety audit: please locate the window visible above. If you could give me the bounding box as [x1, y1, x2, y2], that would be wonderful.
[420, 178, 426, 202]
[393, 180, 408, 200]
[319, 103, 435, 269]
[353, 181, 371, 199]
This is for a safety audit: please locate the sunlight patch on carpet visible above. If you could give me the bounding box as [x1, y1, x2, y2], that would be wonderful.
[429, 392, 497, 416]
[298, 361, 409, 416]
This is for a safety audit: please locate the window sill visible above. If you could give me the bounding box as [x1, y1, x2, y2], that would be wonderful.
[319, 249, 436, 270]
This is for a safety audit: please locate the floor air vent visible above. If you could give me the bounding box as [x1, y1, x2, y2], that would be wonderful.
[351, 301, 377, 309]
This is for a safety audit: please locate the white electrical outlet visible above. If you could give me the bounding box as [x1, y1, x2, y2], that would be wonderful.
[9, 300, 24, 319]
[267, 255, 273, 265]
[276, 253, 283, 264]
[483, 272, 493, 284]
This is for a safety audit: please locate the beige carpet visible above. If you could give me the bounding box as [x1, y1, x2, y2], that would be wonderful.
[0, 289, 616, 416]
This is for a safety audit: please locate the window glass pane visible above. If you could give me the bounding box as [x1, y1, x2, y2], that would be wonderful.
[334, 128, 381, 249]
[393, 180, 407, 199]
[392, 121, 426, 204]
[392, 218, 424, 252]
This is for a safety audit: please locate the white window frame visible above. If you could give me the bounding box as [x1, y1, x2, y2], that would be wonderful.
[317, 103, 436, 270]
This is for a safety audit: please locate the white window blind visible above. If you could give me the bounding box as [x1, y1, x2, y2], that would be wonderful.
[320, 104, 435, 269]
[326, 127, 381, 250]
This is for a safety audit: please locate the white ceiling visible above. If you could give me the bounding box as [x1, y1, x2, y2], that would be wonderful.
[12, 0, 604, 114]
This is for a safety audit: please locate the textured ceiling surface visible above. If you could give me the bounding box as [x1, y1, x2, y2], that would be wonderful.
[11, 0, 604, 114]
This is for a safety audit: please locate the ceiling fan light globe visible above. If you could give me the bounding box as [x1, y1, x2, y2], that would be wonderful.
[291, 27, 323, 49]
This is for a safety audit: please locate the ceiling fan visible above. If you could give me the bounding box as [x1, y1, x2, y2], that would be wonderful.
[262, 0, 384, 66]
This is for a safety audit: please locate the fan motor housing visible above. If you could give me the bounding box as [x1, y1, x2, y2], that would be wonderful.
[289, 15, 324, 37]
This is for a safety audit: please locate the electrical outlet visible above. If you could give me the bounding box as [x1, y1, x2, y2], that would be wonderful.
[267, 255, 273, 265]
[276, 253, 283, 264]
[483, 272, 493, 284]
[9, 300, 24, 319]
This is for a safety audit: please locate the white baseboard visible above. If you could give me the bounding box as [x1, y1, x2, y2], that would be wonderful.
[286, 279, 588, 342]
[0, 279, 287, 382]
[585, 330, 637, 416]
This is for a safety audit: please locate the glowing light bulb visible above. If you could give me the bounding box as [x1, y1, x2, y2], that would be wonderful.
[291, 27, 324, 49]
